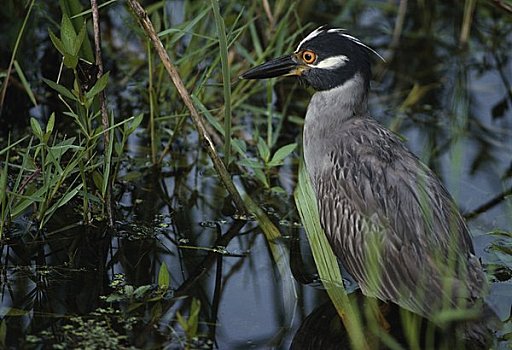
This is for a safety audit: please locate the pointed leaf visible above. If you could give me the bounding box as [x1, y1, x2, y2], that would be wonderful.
[158, 262, 170, 289]
[268, 143, 297, 167]
[134, 285, 151, 298]
[72, 21, 87, 56]
[253, 168, 269, 187]
[126, 113, 144, 135]
[257, 137, 270, 162]
[42, 78, 76, 100]
[85, 71, 109, 100]
[61, 14, 77, 53]
[237, 158, 264, 169]
[46, 113, 55, 135]
[30, 118, 43, 140]
[188, 298, 201, 336]
[49, 29, 66, 56]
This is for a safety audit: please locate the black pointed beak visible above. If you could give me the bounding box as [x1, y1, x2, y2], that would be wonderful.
[240, 55, 300, 80]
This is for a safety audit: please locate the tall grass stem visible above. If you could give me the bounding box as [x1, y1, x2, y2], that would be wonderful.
[211, 0, 232, 166]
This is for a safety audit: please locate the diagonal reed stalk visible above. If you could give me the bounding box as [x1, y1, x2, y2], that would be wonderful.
[127, 0, 247, 214]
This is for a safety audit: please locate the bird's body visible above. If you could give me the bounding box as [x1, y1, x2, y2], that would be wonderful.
[303, 74, 486, 318]
[241, 26, 492, 340]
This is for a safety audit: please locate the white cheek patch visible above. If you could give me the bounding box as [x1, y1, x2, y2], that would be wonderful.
[312, 55, 349, 69]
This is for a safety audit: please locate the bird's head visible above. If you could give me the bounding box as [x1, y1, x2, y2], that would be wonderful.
[240, 26, 382, 91]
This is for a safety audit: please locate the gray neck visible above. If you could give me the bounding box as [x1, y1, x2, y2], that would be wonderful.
[303, 74, 369, 183]
[305, 73, 369, 127]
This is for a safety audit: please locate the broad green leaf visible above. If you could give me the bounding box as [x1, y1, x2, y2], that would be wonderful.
[268, 143, 297, 167]
[61, 14, 77, 54]
[158, 262, 170, 289]
[42, 78, 76, 100]
[30, 118, 43, 140]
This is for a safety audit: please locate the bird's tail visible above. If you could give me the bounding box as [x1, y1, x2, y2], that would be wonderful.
[456, 304, 500, 349]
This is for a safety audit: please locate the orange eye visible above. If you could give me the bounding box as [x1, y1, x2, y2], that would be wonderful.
[302, 50, 317, 64]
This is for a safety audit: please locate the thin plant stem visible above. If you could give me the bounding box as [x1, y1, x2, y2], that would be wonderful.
[460, 0, 477, 46]
[91, 0, 113, 226]
[266, 81, 273, 148]
[211, 0, 232, 166]
[148, 41, 157, 164]
[0, 0, 35, 116]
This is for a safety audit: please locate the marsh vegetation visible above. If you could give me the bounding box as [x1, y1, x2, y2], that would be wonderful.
[0, 0, 511, 348]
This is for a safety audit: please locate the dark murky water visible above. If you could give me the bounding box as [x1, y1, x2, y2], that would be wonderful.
[1, 1, 511, 349]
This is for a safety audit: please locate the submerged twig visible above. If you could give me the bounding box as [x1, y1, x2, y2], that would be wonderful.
[175, 220, 246, 297]
[127, 0, 247, 215]
[90, 0, 114, 227]
[464, 186, 512, 220]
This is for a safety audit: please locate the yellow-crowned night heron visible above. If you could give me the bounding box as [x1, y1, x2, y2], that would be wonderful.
[241, 26, 493, 342]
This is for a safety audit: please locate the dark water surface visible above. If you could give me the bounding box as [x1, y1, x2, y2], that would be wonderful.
[1, 1, 511, 349]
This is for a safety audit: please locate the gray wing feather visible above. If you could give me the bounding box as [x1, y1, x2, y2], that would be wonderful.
[312, 117, 486, 318]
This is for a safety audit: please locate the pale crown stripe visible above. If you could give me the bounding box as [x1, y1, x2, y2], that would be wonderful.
[340, 33, 385, 61]
[295, 26, 325, 52]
